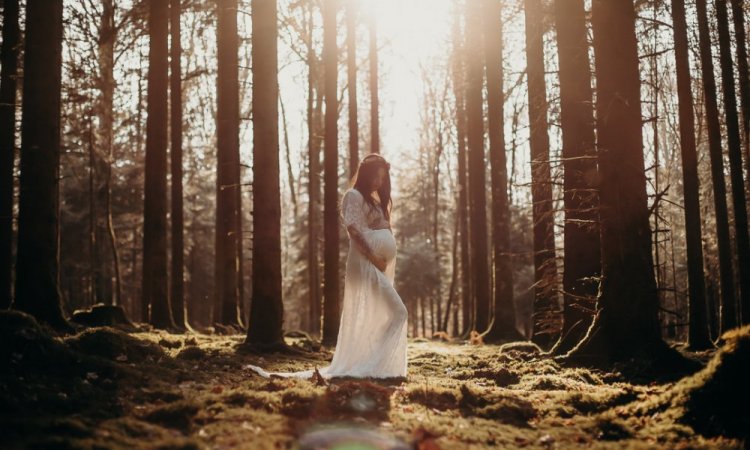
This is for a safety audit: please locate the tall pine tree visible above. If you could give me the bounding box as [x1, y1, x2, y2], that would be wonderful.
[14, 0, 69, 330]
[246, 0, 285, 349]
[568, 0, 663, 360]
[0, 0, 19, 310]
[142, 0, 174, 329]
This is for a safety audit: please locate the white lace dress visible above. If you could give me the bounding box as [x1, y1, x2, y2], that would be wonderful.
[245, 188, 408, 380]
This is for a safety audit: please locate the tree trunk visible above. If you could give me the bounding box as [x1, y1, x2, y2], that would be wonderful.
[429, 295, 435, 336]
[88, 119, 98, 306]
[369, 13, 379, 155]
[97, 0, 123, 308]
[715, 0, 750, 327]
[281, 96, 297, 217]
[731, 0, 750, 322]
[306, 0, 322, 338]
[730, 0, 750, 195]
[482, 0, 520, 342]
[442, 209, 460, 332]
[464, 0, 491, 335]
[696, 0, 737, 331]
[433, 132, 443, 331]
[465, 0, 496, 332]
[347, 0, 359, 177]
[568, 0, 662, 360]
[215, 0, 241, 326]
[246, 0, 285, 348]
[671, 0, 711, 349]
[322, 0, 340, 346]
[552, 0, 601, 355]
[143, 0, 174, 329]
[0, 0, 19, 310]
[170, 0, 186, 328]
[524, 0, 558, 347]
[450, 13, 472, 337]
[14, 0, 69, 329]
[236, 184, 245, 327]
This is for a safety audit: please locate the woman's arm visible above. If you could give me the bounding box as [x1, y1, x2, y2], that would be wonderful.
[342, 190, 388, 271]
[347, 224, 387, 271]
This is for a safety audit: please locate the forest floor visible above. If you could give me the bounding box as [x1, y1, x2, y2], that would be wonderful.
[1, 310, 748, 449]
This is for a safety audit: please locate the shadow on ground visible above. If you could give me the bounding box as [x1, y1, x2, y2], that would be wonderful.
[1, 310, 747, 449]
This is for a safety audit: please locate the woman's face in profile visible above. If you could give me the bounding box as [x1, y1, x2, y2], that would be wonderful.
[371, 166, 386, 191]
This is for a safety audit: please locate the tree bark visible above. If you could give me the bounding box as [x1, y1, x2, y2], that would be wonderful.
[433, 135, 443, 331]
[369, 12, 379, 155]
[696, 0, 737, 331]
[552, 0, 601, 355]
[0, 0, 19, 310]
[482, 0, 520, 342]
[464, 0, 491, 335]
[730, 0, 750, 195]
[450, 13, 472, 337]
[524, 0, 558, 347]
[143, 0, 174, 329]
[715, 0, 750, 327]
[88, 119, 97, 306]
[671, 0, 711, 349]
[97, 0, 123, 308]
[443, 209, 460, 332]
[170, 0, 186, 328]
[14, 0, 69, 329]
[215, 0, 242, 326]
[306, 0, 322, 338]
[347, 0, 359, 177]
[567, 0, 662, 360]
[729, 0, 750, 324]
[246, 0, 285, 348]
[322, 0, 340, 346]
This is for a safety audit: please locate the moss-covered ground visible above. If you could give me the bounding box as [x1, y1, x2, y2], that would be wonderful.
[1, 311, 746, 449]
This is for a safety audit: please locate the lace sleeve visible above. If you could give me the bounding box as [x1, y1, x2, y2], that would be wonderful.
[342, 189, 369, 233]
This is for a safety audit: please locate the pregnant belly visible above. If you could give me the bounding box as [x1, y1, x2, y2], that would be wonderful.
[364, 229, 396, 263]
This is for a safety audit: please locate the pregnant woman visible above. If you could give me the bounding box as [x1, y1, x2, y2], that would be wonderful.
[245, 153, 408, 380]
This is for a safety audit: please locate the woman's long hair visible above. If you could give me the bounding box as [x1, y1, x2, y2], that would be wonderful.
[350, 153, 392, 221]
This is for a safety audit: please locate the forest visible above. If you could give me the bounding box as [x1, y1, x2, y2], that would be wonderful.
[1, 0, 749, 448]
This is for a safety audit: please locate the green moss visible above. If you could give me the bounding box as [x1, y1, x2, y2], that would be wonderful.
[3, 323, 747, 449]
[566, 386, 638, 414]
[142, 399, 201, 432]
[590, 416, 633, 441]
[175, 346, 207, 361]
[678, 326, 750, 439]
[0, 310, 78, 374]
[405, 385, 458, 411]
[159, 338, 183, 349]
[472, 367, 520, 387]
[277, 385, 319, 419]
[458, 383, 536, 426]
[66, 327, 164, 362]
[499, 341, 542, 355]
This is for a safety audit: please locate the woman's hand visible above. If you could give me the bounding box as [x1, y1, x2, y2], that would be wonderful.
[371, 255, 388, 272]
[346, 224, 387, 272]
